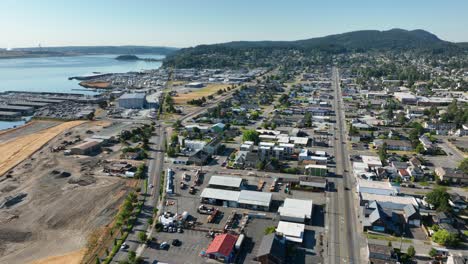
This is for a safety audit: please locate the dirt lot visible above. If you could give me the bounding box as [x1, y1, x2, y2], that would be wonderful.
[29, 249, 85, 264]
[0, 120, 86, 177]
[0, 122, 131, 264]
[0, 120, 61, 143]
[173, 84, 231, 104]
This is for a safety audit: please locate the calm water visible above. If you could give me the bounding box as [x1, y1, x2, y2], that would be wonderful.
[0, 54, 163, 130]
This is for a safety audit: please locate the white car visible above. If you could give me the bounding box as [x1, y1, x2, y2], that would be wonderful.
[149, 184, 154, 188]
[120, 242, 128, 249]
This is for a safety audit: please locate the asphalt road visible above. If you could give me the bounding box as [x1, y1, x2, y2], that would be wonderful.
[113, 125, 166, 263]
[330, 67, 361, 263]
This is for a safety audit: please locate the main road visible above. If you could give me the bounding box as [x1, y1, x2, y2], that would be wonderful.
[328, 66, 362, 263]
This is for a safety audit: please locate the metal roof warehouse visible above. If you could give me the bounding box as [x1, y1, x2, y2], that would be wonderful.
[208, 175, 243, 190]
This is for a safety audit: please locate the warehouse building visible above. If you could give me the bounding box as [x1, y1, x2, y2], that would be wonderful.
[278, 198, 313, 223]
[200, 188, 272, 211]
[0, 105, 34, 115]
[69, 139, 103, 155]
[208, 175, 244, 191]
[0, 111, 22, 121]
[238, 190, 272, 211]
[357, 180, 399, 196]
[118, 93, 146, 109]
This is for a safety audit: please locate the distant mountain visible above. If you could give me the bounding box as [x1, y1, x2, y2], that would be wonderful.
[13, 45, 178, 55]
[164, 29, 466, 68]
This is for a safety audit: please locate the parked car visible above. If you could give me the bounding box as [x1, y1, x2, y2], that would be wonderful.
[172, 239, 182, 246]
[120, 242, 128, 249]
[159, 242, 169, 250]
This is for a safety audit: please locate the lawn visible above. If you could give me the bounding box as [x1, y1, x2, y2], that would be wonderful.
[366, 233, 412, 243]
[173, 83, 231, 104]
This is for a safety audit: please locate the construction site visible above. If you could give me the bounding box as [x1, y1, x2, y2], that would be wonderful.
[0, 120, 143, 264]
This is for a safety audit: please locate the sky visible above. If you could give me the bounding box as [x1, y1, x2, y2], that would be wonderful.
[1, 0, 468, 48]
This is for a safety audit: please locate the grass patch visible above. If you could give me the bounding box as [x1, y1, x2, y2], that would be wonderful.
[173, 83, 231, 104]
[367, 233, 411, 243]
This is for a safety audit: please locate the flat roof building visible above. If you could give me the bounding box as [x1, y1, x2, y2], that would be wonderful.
[278, 198, 313, 223]
[238, 190, 272, 210]
[276, 221, 305, 243]
[357, 180, 399, 196]
[118, 93, 146, 109]
[208, 175, 244, 191]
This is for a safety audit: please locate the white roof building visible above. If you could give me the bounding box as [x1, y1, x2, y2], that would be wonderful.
[357, 179, 399, 196]
[278, 198, 313, 223]
[238, 190, 272, 208]
[200, 188, 240, 202]
[361, 155, 383, 168]
[360, 193, 419, 209]
[208, 176, 243, 189]
[276, 221, 305, 243]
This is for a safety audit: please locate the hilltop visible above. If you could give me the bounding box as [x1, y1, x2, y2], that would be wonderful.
[163, 29, 467, 68]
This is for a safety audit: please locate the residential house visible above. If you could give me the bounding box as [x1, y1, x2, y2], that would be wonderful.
[255, 234, 286, 264]
[419, 135, 436, 152]
[435, 167, 468, 185]
[373, 139, 413, 151]
[449, 194, 467, 212]
[424, 122, 457, 135]
[368, 244, 398, 264]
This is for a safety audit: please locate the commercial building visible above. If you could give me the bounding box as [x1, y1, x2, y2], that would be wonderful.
[278, 198, 313, 223]
[275, 221, 305, 243]
[118, 93, 146, 109]
[305, 164, 328, 176]
[357, 180, 399, 196]
[204, 233, 238, 263]
[238, 190, 272, 211]
[200, 188, 272, 211]
[208, 176, 244, 191]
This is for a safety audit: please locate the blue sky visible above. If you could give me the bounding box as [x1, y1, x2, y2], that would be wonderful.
[1, 0, 467, 48]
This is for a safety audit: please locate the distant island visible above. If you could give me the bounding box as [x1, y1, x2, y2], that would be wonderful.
[0, 46, 177, 60]
[115, 54, 163, 62]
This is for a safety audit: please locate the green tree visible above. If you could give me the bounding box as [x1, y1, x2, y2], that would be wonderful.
[415, 143, 425, 154]
[242, 129, 260, 144]
[407, 245, 416, 258]
[432, 229, 459, 247]
[95, 257, 101, 264]
[428, 248, 437, 258]
[426, 187, 450, 212]
[138, 231, 147, 243]
[128, 251, 136, 263]
[378, 142, 388, 163]
[264, 226, 276, 235]
[458, 158, 468, 174]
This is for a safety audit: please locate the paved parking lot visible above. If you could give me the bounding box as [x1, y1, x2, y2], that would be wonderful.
[141, 229, 212, 264]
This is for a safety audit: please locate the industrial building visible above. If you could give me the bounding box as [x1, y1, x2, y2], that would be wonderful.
[200, 188, 272, 211]
[278, 198, 313, 223]
[118, 93, 146, 109]
[69, 139, 102, 155]
[208, 176, 244, 191]
[0, 111, 22, 121]
[0, 105, 34, 115]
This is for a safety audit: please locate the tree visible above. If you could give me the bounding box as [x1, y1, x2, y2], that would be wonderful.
[138, 231, 147, 243]
[458, 158, 468, 174]
[426, 187, 450, 212]
[264, 226, 276, 235]
[242, 130, 260, 144]
[432, 229, 459, 247]
[407, 245, 416, 258]
[378, 142, 388, 163]
[415, 143, 425, 154]
[387, 241, 392, 248]
[428, 248, 437, 258]
[128, 251, 136, 263]
[95, 257, 101, 264]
